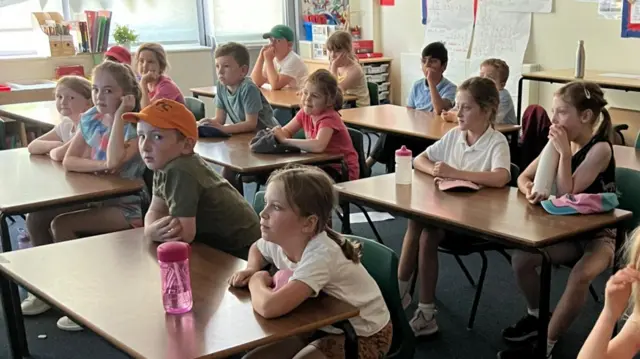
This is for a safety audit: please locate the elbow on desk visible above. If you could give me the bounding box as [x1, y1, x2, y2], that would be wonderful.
[254, 300, 286, 319]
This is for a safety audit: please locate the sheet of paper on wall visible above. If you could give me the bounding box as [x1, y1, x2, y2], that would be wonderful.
[484, 0, 552, 13]
[598, 0, 622, 19]
[631, 0, 640, 24]
[423, 0, 475, 88]
[469, 0, 532, 97]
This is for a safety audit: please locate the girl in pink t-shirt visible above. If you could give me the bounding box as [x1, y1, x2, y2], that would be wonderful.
[272, 69, 360, 181]
[136, 43, 185, 107]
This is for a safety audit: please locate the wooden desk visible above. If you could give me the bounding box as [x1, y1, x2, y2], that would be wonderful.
[195, 132, 344, 176]
[341, 104, 520, 141]
[614, 145, 640, 171]
[336, 172, 631, 359]
[0, 228, 359, 359]
[190, 86, 358, 112]
[517, 69, 640, 122]
[0, 101, 59, 129]
[0, 149, 144, 252]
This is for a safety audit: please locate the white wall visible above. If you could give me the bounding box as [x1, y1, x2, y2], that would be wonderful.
[379, 1, 640, 110]
[0, 46, 261, 117]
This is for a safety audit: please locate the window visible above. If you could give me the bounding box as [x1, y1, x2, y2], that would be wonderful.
[205, 0, 285, 44]
[68, 0, 201, 45]
[0, 0, 63, 56]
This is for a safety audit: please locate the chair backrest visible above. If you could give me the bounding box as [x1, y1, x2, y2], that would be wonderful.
[616, 167, 640, 231]
[367, 82, 380, 106]
[344, 235, 416, 359]
[253, 191, 266, 215]
[509, 163, 520, 188]
[347, 128, 371, 179]
[184, 96, 205, 121]
[635, 130, 640, 149]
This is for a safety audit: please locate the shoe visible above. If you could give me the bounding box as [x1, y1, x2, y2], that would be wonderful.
[502, 314, 539, 342]
[409, 307, 439, 336]
[401, 291, 412, 309]
[497, 344, 552, 359]
[21, 293, 50, 316]
[57, 316, 83, 332]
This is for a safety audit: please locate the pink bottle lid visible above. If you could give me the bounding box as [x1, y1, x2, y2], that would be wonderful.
[157, 242, 190, 262]
[396, 145, 412, 157]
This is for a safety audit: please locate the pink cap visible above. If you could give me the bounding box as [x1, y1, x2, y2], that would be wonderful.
[157, 242, 190, 262]
[396, 145, 412, 157]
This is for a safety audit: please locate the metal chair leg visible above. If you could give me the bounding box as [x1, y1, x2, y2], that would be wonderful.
[454, 255, 476, 287]
[497, 248, 512, 264]
[589, 285, 600, 303]
[468, 252, 488, 329]
[353, 204, 384, 244]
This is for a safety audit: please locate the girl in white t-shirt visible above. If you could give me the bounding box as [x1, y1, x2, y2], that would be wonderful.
[230, 165, 392, 359]
[27, 75, 92, 161]
[397, 77, 511, 337]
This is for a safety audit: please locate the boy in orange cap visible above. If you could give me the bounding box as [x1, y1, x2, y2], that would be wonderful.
[123, 99, 260, 259]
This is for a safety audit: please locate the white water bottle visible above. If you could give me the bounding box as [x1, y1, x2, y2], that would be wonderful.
[575, 40, 585, 79]
[532, 142, 560, 197]
[395, 145, 413, 185]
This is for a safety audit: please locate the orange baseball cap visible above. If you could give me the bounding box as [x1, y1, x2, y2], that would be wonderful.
[122, 99, 198, 139]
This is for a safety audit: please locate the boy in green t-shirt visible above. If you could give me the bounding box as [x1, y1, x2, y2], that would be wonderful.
[123, 99, 261, 259]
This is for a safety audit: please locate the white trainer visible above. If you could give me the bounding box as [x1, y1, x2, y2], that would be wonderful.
[57, 316, 83, 332]
[21, 293, 50, 316]
[409, 307, 439, 336]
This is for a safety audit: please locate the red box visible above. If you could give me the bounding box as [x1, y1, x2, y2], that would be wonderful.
[55, 65, 85, 79]
[353, 40, 374, 54]
[357, 52, 383, 59]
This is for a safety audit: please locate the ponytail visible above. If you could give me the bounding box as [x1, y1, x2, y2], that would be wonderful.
[326, 226, 361, 263]
[597, 107, 614, 143]
[624, 228, 640, 312]
[334, 88, 344, 111]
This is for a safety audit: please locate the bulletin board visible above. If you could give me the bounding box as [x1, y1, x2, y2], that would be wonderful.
[621, 0, 640, 38]
[423, 0, 478, 25]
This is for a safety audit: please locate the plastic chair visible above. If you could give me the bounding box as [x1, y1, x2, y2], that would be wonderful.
[635, 130, 640, 149]
[184, 96, 205, 121]
[344, 235, 415, 359]
[616, 167, 640, 230]
[367, 82, 380, 106]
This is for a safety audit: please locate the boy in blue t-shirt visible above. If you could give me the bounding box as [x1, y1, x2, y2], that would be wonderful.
[366, 42, 457, 170]
[199, 42, 278, 194]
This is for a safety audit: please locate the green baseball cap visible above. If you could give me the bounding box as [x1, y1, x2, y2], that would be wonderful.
[262, 24, 295, 42]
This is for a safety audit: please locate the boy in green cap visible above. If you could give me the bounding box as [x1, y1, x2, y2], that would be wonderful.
[251, 24, 309, 90]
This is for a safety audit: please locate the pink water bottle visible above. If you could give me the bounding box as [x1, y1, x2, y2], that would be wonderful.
[157, 242, 193, 314]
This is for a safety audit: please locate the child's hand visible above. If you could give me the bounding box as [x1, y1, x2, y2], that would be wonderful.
[198, 118, 214, 126]
[249, 270, 273, 288]
[442, 111, 458, 123]
[141, 70, 159, 85]
[118, 95, 136, 114]
[604, 265, 640, 320]
[524, 182, 547, 204]
[145, 216, 183, 243]
[426, 68, 437, 84]
[433, 161, 457, 179]
[263, 47, 276, 61]
[272, 126, 288, 143]
[228, 268, 259, 288]
[548, 124, 571, 158]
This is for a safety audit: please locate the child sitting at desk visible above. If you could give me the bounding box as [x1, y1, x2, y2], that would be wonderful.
[123, 98, 261, 259]
[230, 165, 392, 359]
[137, 42, 185, 107]
[27, 75, 92, 160]
[198, 42, 279, 194]
[577, 230, 640, 359]
[442, 58, 517, 125]
[498, 81, 616, 359]
[271, 69, 360, 181]
[326, 30, 370, 107]
[365, 41, 457, 170]
[251, 24, 309, 90]
[22, 61, 148, 332]
[396, 77, 511, 337]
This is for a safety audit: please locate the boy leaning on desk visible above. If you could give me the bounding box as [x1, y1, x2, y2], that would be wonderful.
[123, 99, 261, 260]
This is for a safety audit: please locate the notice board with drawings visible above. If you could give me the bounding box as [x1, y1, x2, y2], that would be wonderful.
[420, 0, 539, 98]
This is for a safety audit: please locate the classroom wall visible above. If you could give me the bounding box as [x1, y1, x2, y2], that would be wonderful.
[0, 46, 252, 117]
[379, 1, 640, 111]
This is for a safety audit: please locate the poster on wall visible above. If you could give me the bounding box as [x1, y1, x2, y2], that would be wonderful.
[598, 0, 622, 19]
[621, 0, 640, 38]
[484, 0, 552, 13]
